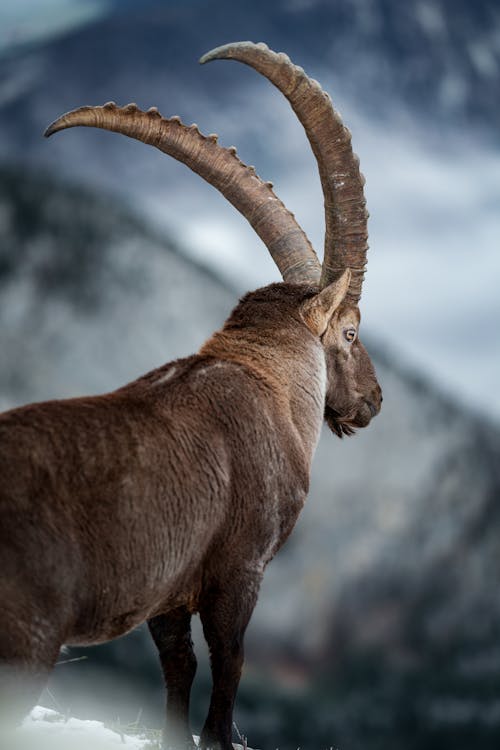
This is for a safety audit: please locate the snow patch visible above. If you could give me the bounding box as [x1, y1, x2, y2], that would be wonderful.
[12, 706, 254, 750]
[13, 706, 152, 749]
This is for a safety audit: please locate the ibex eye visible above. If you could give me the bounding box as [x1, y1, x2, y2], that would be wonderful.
[344, 328, 357, 343]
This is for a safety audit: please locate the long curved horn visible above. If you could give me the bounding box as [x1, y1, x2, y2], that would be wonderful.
[45, 103, 321, 285]
[200, 42, 368, 302]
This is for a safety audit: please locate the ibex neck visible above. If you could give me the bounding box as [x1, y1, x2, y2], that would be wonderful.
[200, 323, 326, 462]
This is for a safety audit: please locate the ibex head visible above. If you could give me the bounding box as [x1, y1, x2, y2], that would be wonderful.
[45, 41, 382, 438]
[301, 270, 382, 437]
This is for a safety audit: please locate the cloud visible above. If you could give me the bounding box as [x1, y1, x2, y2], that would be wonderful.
[0, 0, 109, 55]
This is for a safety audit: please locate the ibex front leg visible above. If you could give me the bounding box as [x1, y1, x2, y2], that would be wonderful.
[199, 570, 261, 750]
[148, 607, 197, 750]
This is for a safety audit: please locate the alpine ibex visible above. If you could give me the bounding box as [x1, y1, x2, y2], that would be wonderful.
[0, 42, 381, 749]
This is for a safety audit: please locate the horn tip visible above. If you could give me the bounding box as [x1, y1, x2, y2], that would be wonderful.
[199, 40, 260, 65]
[199, 45, 224, 65]
[44, 119, 63, 138]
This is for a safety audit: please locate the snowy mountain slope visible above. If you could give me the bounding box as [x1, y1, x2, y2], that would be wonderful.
[1, 0, 499, 204]
[0, 164, 234, 410]
[1, 1, 498, 422]
[1, 166, 499, 749]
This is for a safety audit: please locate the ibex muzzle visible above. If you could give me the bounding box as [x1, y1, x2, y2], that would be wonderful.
[0, 42, 381, 750]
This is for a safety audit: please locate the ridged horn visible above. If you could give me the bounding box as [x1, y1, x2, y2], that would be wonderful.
[200, 41, 369, 302]
[44, 102, 321, 285]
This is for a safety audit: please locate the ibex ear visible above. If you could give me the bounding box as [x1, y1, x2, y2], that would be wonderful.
[301, 268, 351, 337]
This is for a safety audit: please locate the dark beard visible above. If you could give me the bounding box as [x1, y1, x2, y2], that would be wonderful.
[324, 406, 356, 438]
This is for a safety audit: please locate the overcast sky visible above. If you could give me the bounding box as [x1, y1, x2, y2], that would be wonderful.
[0, 0, 108, 53]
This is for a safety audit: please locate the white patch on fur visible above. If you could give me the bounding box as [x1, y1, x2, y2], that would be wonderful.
[309, 350, 327, 452]
[316, 350, 327, 401]
[153, 366, 177, 386]
[197, 362, 228, 375]
[284, 341, 329, 478]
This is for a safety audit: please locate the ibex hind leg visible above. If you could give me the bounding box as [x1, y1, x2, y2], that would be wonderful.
[198, 569, 262, 750]
[0, 621, 63, 733]
[148, 607, 197, 750]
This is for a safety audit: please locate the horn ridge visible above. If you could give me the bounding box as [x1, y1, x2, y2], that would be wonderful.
[201, 41, 369, 301]
[44, 103, 321, 285]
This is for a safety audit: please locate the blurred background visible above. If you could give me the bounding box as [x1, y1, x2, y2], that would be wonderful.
[1, 1, 499, 748]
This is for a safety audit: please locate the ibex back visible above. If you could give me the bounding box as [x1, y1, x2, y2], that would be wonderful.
[0, 42, 381, 750]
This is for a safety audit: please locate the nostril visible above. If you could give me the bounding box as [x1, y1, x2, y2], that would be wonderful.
[368, 401, 378, 417]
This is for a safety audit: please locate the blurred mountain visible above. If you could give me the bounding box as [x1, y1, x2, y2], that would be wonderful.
[0, 0, 499, 136]
[0, 163, 234, 410]
[1, 164, 499, 750]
